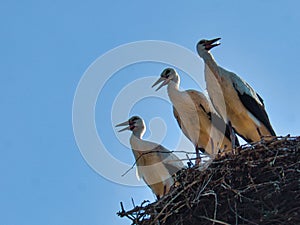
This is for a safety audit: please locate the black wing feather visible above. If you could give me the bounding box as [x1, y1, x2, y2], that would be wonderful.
[210, 112, 240, 146]
[257, 93, 265, 106]
[199, 102, 240, 146]
[236, 90, 276, 136]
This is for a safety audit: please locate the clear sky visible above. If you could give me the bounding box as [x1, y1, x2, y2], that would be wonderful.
[1, 1, 300, 225]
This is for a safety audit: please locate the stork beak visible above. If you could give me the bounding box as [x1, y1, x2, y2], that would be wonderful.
[115, 121, 130, 132]
[205, 37, 221, 50]
[152, 77, 170, 91]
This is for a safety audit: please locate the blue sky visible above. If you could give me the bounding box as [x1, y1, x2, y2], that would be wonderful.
[1, 1, 300, 225]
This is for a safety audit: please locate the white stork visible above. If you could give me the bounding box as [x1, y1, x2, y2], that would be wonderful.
[152, 68, 239, 165]
[116, 116, 184, 199]
[196, 38, 276, 143]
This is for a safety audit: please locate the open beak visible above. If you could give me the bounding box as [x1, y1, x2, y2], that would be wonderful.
[115, 120, 130, 132]
[152, 77, 170, 91]
[205, 37, 221, 50]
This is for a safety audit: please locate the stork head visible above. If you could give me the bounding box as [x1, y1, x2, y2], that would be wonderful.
[196, 37, 221, 56]
[152, 68, 179, 91]
[116, 116, 146, 135]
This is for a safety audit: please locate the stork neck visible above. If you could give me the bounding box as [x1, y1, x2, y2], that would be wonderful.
[201, 52, 220, 79]
[129, 134, 144, 162]
[167, 80, 180, 103]
[132, 128, 145, 139]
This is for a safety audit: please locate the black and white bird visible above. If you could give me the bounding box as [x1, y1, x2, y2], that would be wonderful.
[116, 116, 184, 199]
[152, 68, 239, 164]
[196, 38, 276, 144]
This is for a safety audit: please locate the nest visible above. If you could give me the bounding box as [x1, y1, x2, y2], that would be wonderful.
[117, 136, 300, 225]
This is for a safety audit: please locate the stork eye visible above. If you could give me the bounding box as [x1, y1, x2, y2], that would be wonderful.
[164, 69, 171, 78]
[199, 40, 206, 45]
[131, 116, 139, 121]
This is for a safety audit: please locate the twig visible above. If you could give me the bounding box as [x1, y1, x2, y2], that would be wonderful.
[117, 136, 300, 225]
[195, 215, 231, 225]
[152, 180, 200, 223]
[121, 150, 195, 177]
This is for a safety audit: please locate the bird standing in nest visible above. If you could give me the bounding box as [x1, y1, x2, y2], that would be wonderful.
[116, 116, 184, 199]
[196, 38, 276, 145]
[152, 68, 239, 165]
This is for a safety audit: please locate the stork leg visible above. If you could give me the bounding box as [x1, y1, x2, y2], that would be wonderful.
[163, 185, 167, 197]
[228, 121, 236, 149]
[195, 147, 201, 165]
[195, 147, 205, 166]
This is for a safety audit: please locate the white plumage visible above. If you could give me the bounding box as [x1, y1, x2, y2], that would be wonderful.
[197, 38, 276, 143]
[116, 116, 184, 199]
[152, 68, 239, 164]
